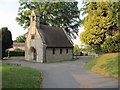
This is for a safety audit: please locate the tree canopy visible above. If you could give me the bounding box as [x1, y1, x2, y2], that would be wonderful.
[1, 27, 13, 58]
[16, 34, 26, 43]
[16, 0, 81, 38]
[80, 2, 120, 53]
[74, 44, 80, 53]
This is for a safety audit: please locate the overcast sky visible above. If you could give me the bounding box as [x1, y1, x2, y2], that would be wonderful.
[0, 0, 84, 46]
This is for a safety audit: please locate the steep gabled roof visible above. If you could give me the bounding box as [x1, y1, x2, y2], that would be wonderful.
[37, 25, 73, 48]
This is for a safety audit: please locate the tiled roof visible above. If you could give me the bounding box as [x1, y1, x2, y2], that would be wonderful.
[38, 25, 73, 48]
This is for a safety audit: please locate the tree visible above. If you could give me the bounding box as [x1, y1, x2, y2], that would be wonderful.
[16, 0, 81, 38]
[16, 35, 26, 43]
[74, 44, 80, 53]
[1, 27, 13, 59]
[80, 2, 120, 54]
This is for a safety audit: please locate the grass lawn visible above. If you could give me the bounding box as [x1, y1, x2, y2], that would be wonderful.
[85, 53, 120, 80]
[2, 64, 42, 88]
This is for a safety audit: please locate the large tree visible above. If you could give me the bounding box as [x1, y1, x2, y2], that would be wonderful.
[1, 27, 13, 59]
[16, 0, 80, 38]
[16, 35, 26, 43]
[80, 2, 120, 53]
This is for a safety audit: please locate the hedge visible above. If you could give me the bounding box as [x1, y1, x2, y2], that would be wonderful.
[9, 51, 25, 56]
[5, 49, 25, 57]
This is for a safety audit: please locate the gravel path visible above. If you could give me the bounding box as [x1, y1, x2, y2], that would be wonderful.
[2, 56, 118, 88]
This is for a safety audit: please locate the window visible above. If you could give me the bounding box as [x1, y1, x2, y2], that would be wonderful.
[60, 48, 62, 54]
[31, 35, 35, 39]
[52, 48, 55, 55]
[66, 49, 68, 54]
[32, 16, 35, 21]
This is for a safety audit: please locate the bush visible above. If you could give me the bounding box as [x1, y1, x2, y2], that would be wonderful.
[5, 49, 25, 57]
[88, 37, 120, 54]
[9, 51, 25, 56]
[101, 37, 120, 53]
[90, 45, 102, 54]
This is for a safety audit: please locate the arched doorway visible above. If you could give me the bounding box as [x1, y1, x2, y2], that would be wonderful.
[29, 47, 37, 61]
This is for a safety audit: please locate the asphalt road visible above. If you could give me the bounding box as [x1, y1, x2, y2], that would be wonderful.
[2, 56, 118, 88]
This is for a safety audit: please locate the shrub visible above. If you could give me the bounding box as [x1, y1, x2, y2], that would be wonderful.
[5, 49, 25, 57]
[90, 45, 102, 54]
[101, 37, 120, 53]
[89, 37, 120, 54]
[9, 51, 25, 56]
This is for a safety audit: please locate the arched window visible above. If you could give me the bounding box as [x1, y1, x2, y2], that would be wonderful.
[31, 35, 35, 39]
[32, 16, 35, 21]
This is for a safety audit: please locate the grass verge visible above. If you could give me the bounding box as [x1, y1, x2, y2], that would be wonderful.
[85, 53, 120, 80]
[2, 64, 42, 88]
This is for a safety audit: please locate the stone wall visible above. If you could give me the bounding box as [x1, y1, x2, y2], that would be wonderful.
[25, 10, 45, 63]
[25, 10, 73, 63]
[45, 48, 73, 62]
[13, 42, 25, 50]
[25, 28, 44, 63]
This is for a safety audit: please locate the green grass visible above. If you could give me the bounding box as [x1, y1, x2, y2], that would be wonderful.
[85, 53, 120, 80]
[2, 64, 42, 88]
[84, 57, 97, 70]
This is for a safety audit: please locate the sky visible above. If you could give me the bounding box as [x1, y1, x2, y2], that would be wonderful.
[0, 0, 84, 47]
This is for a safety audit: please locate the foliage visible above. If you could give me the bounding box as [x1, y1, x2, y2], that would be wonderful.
[74, 44, 80, 53]
[85, 53, 120, 79]
[80, 2, 120, 53]
[85, 45, 95, 54]
[90, 45, 102, 54]
[101, 37, 120, 53]
[16, 0, 81, 38]
[1, 27, 13, 59]
[74, 44, 86, 52]
[16, 35, 26, 43]
[2, 64, 42, 88]
[6, 48, 25, 57]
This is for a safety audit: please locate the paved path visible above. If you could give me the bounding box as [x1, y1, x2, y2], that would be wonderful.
[2, 56, 118, 88]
